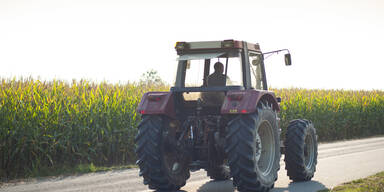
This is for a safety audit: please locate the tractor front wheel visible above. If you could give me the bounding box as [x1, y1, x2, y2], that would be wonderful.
[284, 119, 318, 182]
[206, 163, 230, 181]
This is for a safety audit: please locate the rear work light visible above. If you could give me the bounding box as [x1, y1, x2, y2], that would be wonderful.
[221, 39, 235, 48]
[175, 42, 189, 50]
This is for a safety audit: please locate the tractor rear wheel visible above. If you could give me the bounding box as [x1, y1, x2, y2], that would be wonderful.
[225, 103, 280, 192]
[135, 115, 190, 191]
[284, 119, 318, 182]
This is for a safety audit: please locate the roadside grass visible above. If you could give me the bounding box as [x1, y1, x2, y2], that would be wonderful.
[319, 171, 384, 192]
[0, 163, 137, 184]
[31, 163, 138, 178]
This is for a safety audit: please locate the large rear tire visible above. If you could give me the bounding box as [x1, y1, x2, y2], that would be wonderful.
[225, 103, 280, 192]
[135, 115, 190, 191]
[284, 119, 318, 182]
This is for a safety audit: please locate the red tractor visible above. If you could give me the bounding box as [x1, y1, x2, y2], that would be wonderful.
[135, 40, 318, 192]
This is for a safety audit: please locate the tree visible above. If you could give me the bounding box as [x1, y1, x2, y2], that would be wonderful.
[139, 69, 166, 87]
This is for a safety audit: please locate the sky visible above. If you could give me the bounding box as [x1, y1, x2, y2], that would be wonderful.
[0, 0, 383, 90]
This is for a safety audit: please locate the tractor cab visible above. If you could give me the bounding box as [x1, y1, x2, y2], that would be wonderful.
[172, 40, 267, 93]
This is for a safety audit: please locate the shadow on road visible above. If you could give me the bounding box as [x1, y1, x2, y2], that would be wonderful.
[196, 180, 235, 192]
[177, 179, 327, 192]
[272, 180, 327, 192]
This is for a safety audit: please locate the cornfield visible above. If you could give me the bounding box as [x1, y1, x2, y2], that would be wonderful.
[273, 88, 384, 141]
[0, 78, 383, 179]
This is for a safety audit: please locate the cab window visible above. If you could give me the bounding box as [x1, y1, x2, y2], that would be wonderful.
[249, 52, 264, 89]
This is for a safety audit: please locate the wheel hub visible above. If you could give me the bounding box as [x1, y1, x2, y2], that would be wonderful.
[304, 132, 315, 169]
[172, 162, 180, 172]
[257, 120, 275, 176]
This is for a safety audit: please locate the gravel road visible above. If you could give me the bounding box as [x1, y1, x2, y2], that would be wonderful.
[1, 136, 384, 192]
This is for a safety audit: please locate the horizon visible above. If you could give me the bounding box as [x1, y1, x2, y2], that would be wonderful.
[1, 76, 383, 92]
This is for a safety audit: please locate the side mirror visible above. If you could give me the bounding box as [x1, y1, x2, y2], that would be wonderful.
[252, 59, 260, 66]
[284, 53, 292, 66]
[252, 55, 262, 66]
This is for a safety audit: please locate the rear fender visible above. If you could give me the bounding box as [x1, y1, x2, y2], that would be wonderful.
[221, 90, 279, 114]
[137, 92, 176, 118]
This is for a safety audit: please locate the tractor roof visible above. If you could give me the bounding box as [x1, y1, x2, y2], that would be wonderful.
[175, 40, 261, 55]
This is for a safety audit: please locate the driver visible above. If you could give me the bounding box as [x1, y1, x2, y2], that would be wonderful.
[202, 62, 227, 105]
[207, 62, 226, 86]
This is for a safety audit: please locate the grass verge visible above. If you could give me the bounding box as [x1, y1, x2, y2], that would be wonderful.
[319, 171, 384, 192]
[30, 163, 138, 178]
[0, 163, 137, 184]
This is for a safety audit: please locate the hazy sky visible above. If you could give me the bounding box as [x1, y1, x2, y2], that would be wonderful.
[1, 0, 383, 90]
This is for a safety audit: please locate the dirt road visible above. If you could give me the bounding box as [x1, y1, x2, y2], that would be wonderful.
[2, 136, 384, 192]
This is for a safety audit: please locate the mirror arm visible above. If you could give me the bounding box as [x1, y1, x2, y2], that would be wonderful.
[263, 49, 290, 55]
[224, 56, 229, 85]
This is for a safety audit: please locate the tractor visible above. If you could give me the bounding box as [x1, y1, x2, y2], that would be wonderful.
[135, 40, 318, 192]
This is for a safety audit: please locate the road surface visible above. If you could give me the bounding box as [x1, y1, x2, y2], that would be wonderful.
[1, 136, 384, 192]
